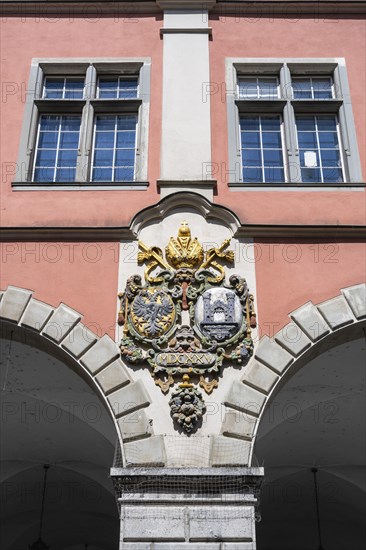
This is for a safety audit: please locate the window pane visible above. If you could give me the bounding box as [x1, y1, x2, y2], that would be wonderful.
[265, 168, 285, 182]
[240, 117, 259, 131]
[263, 149, 283, 167]
[238, 79, 257, 99]
[242, 149, 261, 167]
[323, 168, 343, 182]
[38, 132, 58, 148]
[35, 149, 57, 166]
[43, 78, 64, 99]
[241, 132, 260, 148]
[58, 150, 78, 167]
[94, 149, 114, 167]
[116, 131, 136, 148]
[318, 132, 339, 148]
[292, 79, 312, 99]
[261, 117, 280, 131]
[243, 167, 262, 183]
[320, 149, 341, 166]
[95, 116, 115, 130]
[99, 78, 119, 99]
[317, 116, 337, 131]
[313, 78, 333, 99]
[115, 167, 135, 180]
[258, 79, 278, 98]
[40, 116, 60, 131]
[117, 115, 137, 131]
[296, 117, 316, 132]
[297, 131, 317, 149]
[95, 131, 115, 148]
[61, 116, 81, 131]
[34, 167, 55, 181]
[301, 168, 321, 182]
[262, 132, 282, 148]
[59, 132, 79, 148]
[64, 78, 84, 99]
[55, 168, 76, 181]
[118, 79, 138, 99]
[115, 149, 135, 165]
[93, 167, 113, 181]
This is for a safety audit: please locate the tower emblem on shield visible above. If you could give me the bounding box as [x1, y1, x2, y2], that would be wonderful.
[118, 222, 256, 432]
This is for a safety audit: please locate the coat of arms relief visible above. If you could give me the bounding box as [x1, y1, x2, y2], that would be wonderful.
[118, 222, 256, 432]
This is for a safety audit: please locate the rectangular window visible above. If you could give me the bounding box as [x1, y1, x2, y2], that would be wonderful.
[43, 77, 85, 99]
[296, 115, 344, 183]
[98, 77, 138, 99]
[15, 58, 150, 187]
[238, 77, 279, 100]
[227, 59, 362, 185]
[240, 115, 285, 183]
[33, 115, 81, 182]
[292, 77, 334, 100]
[92, 114, 137, 182]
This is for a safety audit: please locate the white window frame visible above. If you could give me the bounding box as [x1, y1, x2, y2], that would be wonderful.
[14, 58, 151, 190]
[226, 58, 363, 186]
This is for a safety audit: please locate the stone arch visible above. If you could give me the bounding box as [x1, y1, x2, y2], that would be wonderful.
[212, 283, 366, 467]
[130, 191, 241, 235]
[0, 285, 165, 467]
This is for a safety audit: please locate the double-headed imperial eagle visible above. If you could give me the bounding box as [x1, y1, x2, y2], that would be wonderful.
[131, 289, 174, 338]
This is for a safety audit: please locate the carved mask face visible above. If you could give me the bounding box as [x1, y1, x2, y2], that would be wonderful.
[175, 327, 195, 350]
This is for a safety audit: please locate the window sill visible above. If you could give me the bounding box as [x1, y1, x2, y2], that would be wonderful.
[12, 181, 149, 191]
[228, 182, 365, 191]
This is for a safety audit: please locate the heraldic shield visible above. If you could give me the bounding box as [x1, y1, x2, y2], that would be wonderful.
[118, 222, 256, 433]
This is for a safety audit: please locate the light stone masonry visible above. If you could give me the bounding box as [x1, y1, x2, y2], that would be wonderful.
[107, 379, 151, 418]
[274, 322, 312, 357]
[221, 409, 257, 440]
[21, 298, 53, 331]
[243, 360, 279, 394]
[254, 335, 293, 374]
[117, 409, 153, 442]
[210, 436, 251, 466]
[317, 295, 355, 329]
[224, 381, 266, 416]
[342, 283, 366, 319]
[0, 286, 32, 322]
[290, 301, 330, 341]
[124, 435, 166, 466]
[62, 322, 98, 358]
[42, 303, 81, 343]
[95, 359, 132, 394]
[80, 334, 120, 374]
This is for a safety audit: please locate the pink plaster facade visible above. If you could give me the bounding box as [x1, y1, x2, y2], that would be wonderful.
[0, 7, 365, 336]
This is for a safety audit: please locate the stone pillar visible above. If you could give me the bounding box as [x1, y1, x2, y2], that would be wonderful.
[110, 467, 263, 549]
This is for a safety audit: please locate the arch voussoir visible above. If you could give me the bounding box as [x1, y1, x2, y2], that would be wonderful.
[0, 285, 163, 466]
[214, 284, 366, 467]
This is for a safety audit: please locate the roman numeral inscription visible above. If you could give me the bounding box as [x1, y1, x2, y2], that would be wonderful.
[155, 352, 217, 368]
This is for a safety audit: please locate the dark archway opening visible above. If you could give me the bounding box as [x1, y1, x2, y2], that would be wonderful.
[255, 336, 366, 550]
[0, 327, 119, 550]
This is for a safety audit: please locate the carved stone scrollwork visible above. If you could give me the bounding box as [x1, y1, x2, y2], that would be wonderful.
[118, 222, 256, 432]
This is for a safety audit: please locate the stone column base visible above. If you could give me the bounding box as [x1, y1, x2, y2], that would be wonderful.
[110, 467, 264, 549]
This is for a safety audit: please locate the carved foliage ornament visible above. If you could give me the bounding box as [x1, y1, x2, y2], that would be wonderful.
[118, 222, 256, 432]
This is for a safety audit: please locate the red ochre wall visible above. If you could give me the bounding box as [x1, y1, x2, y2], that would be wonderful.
[0, 14, 365, 338]
[252, 240, 366, 335]
[0, 14, 163, 227]
[209, 15, 366, 225]
[0, 242, 120, 337]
